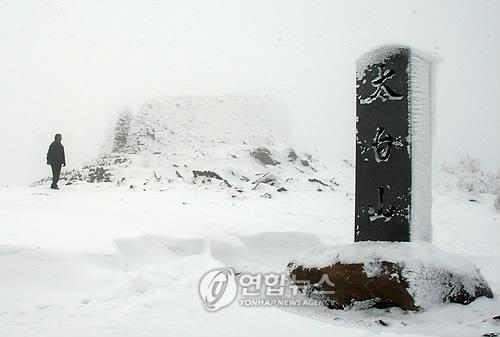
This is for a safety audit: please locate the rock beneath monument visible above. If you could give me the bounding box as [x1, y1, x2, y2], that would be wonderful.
[288, 241, 493, 311]
[290, 261, 416, 310]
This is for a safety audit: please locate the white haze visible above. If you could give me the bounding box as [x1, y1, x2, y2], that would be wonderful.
[0, 0, 499, 186]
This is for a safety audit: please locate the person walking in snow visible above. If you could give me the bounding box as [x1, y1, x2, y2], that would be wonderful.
[46, 133, 66, 190]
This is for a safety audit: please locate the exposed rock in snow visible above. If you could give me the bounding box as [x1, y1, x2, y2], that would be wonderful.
[250, 147, 280, 166]
[111, 108, 133, 153]
[252, 173, 279, 188]
[192, 170, 224, 181]
[192, 170, 232, 187]
[300, 159, 310, 167]
[308, 178, 335, 190]
[287, 149, 298, 162]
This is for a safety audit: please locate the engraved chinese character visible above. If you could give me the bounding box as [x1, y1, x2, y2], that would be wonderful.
[371, 127, 394, 162]
[361, 65, 403, 104]
[368, 186, 395, 222]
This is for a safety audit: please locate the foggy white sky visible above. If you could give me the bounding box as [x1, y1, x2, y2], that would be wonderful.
[0, 0, 499, 185]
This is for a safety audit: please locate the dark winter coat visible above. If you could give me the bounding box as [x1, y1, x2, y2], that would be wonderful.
[46, 141, 66, 166]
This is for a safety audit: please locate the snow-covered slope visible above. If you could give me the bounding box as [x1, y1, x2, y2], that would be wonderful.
[1, 162, 498, 337]
[35, 96, 341, 197]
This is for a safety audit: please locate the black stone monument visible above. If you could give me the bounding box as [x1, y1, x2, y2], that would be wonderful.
[287, 46, 493, 311]
[355, 45, 431, 242]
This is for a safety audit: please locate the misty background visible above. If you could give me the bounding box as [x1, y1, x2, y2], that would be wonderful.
[0, 0, 499, 186]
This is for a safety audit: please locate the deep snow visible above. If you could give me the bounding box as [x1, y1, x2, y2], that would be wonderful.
[1, 97, 499, 336]
[0, 167, 498, 337]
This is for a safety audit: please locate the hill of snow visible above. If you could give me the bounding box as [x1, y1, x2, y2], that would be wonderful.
[35, 96, 343, 197]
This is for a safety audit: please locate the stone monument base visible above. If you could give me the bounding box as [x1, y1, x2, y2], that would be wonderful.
[287, 241, 493, 311]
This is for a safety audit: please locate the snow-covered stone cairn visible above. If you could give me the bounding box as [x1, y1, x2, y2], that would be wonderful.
[34, 96, 338, 195]
[288, 45, 493, 311]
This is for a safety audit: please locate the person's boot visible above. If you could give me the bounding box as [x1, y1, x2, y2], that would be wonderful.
[51, 185, 59, 190]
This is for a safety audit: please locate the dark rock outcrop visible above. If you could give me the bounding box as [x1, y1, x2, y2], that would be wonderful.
[308, 178, 331, 187]
[288, 149, 298, 162]
[250, 147, 280, 166]
[192, 170, 232, 187]
[88, 167, 112, 183]
[252, 173, 278, 187]
[192, 170, 223, 180]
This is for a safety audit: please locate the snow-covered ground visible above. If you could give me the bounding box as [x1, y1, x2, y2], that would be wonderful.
[0, 168, 498, 337]
[1, 98, 499, 336]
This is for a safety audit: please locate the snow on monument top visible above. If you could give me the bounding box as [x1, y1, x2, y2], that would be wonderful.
[356, 44, 430, 81]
